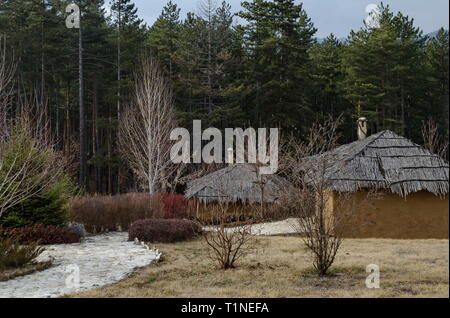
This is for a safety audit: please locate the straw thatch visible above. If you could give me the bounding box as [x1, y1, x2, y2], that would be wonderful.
[185, 164, 290, 203]
[306, 130, 449, 197]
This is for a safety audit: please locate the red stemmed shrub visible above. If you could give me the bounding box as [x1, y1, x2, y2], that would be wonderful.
[0, 224, 81, 245]
[157, 193, 191, 219]
[128, 219, 202, 243]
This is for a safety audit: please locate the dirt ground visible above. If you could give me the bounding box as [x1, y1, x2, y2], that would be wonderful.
[67, 236, 449, 298]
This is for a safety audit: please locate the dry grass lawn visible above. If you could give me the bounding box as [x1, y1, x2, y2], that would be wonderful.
[68, 236, 449, 298]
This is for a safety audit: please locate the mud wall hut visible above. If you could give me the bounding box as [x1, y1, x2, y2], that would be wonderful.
[309, 129, 449, 239]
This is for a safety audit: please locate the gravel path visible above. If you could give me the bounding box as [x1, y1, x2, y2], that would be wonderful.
[0, 232, 161, 298]
[205, 218, 303, 236]
[249, 218, 302, 235]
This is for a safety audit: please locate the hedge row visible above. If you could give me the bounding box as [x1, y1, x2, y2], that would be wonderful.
[128, 219, 202, 243]
[70, 193, 193, 233]
[0, 224, 81, 245]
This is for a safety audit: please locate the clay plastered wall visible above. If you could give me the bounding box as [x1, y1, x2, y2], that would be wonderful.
[335, 191, 449, 239]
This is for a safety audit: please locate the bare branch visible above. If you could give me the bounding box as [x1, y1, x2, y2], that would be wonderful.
[422, 118, 449, 160]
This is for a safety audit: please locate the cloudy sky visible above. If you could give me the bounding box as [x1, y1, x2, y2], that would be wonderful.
[129, 0, 449, 38]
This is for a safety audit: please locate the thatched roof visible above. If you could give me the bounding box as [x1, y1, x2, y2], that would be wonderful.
[185, 164, 290, 203]
[306, 130, 449, 197]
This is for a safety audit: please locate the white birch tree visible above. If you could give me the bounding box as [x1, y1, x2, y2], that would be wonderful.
[119, 58, 176, 194]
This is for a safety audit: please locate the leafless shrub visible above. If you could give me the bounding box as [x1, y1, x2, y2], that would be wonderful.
[119, 57, 176, 194]
[202, 200, 257, 270]
[280, 117, 377, 276]
[422, 118, 449, 160]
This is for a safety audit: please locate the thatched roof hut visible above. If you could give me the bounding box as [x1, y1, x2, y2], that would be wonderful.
[307, 129, 449, 239]
[185, 164, 290, 204]
[307, 130, 449, 197]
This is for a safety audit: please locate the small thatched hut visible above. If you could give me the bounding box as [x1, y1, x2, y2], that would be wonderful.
[185, 164, 290, 204]
[308, 129, 449, 239]
[185, 164, 291, 219]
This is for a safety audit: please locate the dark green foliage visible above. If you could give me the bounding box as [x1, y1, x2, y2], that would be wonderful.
[238, 0, 317, 133]
[309, 34, 354, 142]
[0, 175, 76, 228]
[146, 0, 181, 77]
[341, 3, 429, 140]
[425, 28, 449, 143]
[0, 117, 78, 227]
[0, 238, 45, 270]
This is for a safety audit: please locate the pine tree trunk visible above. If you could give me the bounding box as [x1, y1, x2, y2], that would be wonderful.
[79, 17, 87, 189]
[41, 0, 47, 135]
[116, 5, 122, 193]
[93, 76, 101, 193]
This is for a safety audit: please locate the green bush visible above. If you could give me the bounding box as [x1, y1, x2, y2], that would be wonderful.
[0, 238, 44, 270]
[0, 175, 76, 228]
[0, 118, 77, 229]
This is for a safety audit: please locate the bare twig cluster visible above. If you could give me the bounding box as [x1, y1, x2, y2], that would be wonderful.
[202, 200, 256, 270]
[422, 118, 449, 160]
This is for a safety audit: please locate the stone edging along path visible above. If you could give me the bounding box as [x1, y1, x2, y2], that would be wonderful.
[0, 232, 161, 298]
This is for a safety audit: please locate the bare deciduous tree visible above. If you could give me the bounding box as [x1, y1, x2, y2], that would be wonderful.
[280, 117, 377, 276]
[119, 58, 176, 194]
[422, 118, 449, 160]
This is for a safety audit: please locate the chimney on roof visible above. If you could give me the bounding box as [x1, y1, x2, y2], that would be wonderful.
[357, 117, 368, 140]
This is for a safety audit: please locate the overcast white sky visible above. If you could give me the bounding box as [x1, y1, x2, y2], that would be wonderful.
[129, 0, 449, 38]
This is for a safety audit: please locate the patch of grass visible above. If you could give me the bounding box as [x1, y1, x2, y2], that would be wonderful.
[300, 265, 363, 278]
[67, 236, 449, 298]
[298, 265, 368, 291]
[0, 238, 45, 269]
[0, 261, 52, 281]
